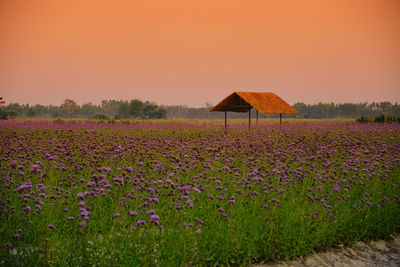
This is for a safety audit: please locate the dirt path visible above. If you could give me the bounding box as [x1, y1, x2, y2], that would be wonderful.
[255, 235, 400, 267]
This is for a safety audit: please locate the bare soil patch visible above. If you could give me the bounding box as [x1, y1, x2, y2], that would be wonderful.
[256, 235, 400, 267]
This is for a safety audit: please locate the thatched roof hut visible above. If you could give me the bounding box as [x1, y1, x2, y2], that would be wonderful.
[210, 92, 297, 113]
[209, 92, 297, 131]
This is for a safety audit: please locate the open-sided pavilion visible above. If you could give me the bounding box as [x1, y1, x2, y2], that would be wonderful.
[209, 92, 297, 131]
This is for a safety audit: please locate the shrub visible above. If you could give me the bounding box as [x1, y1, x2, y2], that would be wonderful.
[357, 115, 400, 123]
[385, 116, 397, 123]
[0, 110, 17, 120]
[92, 113, 110, 120]
[374, 114, 385, 123]
[356, 116, 371, 123]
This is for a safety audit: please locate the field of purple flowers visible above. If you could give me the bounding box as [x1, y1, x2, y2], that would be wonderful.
[1, 120, 399, 266]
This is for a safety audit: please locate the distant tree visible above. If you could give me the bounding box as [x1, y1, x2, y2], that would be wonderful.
[143, 102, 158, 118]
[60, 99, 78, 117]
[5, 103, 23, 115]
[129, 99, 144, 118]
[2, 97, 399, 120]
[92, 113, 110, 120]
[117, 101, 130, 118]
[26, 107, 36, 117]
[101, 100, 122, 117]
[155, 107, 167, 119]
[0, 97, 17, 120]
[48, 105, 61, 118]
[292, 103, 309, 118]
[79, 103, 102, 118]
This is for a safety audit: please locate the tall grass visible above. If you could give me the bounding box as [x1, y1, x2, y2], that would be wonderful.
[1, 121, 399, 265]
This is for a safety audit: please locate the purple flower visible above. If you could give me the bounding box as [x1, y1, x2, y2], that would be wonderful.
[102, 167, 111, 172]
[13, 234, 20, 239]
[136, 220, 146, 226]
[114, 213, 120, 218]
[252, 177, 263, 182]
[77, 193, 85, 200]
[67, 216, 75, 220]
[48, 224, 55, 229]
[146, 209, 155, 215]
[24, 206, 31, 213]
[79, 221, 86, 227]
[333, 184, 340, 192]
[149, 197, 159, 204]
[87, 181, 96, 187]
[131, 226, 136, 231]
[2, 243, 12, 248]
[128, 211, 138, 216]
[150, 215, 160, 225]
[79, 208, 90, 218]
[17, 182, 32, 192]
[195, 217, 204, 224]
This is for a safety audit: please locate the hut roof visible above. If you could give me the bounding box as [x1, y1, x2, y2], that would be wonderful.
[209, 92, 297, 114]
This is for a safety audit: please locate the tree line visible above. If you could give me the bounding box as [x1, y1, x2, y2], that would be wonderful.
[164, 102, 400, 119]
[1, 98, 399, 120]
[290, 102, 400, 119]
[0, 99, 166, 119]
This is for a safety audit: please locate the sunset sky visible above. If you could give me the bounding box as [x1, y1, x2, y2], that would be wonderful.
[1, 0, 399, 107]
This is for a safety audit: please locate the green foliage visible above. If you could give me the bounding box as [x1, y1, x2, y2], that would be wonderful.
[1, 124, 399, 266]
[116, 99, 167, 119]
[60, 99, 78, 117]
[0, 110, 17, 120]
[2, 99, 399, 119]
[356, 114, 400, 123]
[374, 114, 385, 123]
[2, 99, 167, 119]
[129, 99, 144, 117]
[356, 116, 371, 123]
[92, 113, 110, 120]
[291, 102, 400, 119]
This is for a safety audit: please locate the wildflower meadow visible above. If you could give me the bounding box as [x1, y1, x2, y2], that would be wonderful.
[1, 120, 399, 266]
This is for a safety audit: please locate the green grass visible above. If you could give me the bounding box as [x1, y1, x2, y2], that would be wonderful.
[0, 122, 399, 266]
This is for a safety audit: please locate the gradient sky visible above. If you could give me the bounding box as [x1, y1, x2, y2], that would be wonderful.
[1, 0, 400, 107]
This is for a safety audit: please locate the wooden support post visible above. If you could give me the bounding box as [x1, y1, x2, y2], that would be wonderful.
[280, 113, 282, 129]
[256, 109, 258, 127]
[224, 111, 227, 133]
[249, 108, 251, 132]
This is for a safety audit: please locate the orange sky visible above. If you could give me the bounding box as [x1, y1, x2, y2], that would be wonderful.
[1, 0, 399, 107]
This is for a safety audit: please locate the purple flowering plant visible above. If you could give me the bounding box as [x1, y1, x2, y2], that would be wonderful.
[0, 120, 399, 265]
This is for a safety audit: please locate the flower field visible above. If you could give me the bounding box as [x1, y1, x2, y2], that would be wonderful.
[1, 120, 399, 266]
